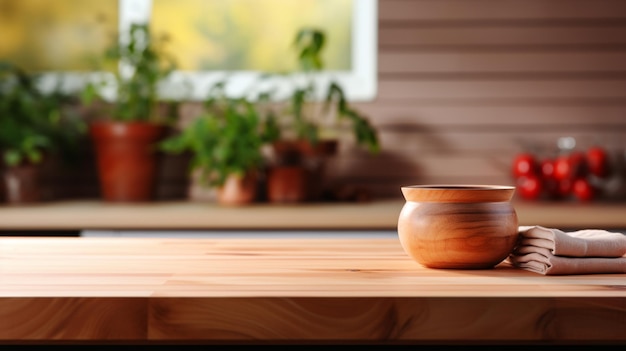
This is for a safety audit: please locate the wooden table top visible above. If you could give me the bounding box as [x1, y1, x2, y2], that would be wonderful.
[0, 236, 624, 344]
[1, 199, 626, 231]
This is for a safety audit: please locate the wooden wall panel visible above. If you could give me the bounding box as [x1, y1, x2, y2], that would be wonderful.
[375, 130, 626, 153]
[354, 104, 626, 126]
[378, 0, 626, 21]
[379, 26, 626, 47]
[379, 52, 626, 74]
[375, 80, 626, 100]
[332, 0, 626, 199]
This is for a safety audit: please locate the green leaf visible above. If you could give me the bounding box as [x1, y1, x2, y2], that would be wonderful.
[3, 149, 22, 167]
[83, 22, 178, 123]
[294, 28, 326, 72]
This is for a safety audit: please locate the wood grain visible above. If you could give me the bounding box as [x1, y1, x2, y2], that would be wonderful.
[397, 186, 518, 269]
[148, 297, 626, 342]
[0, 237, 624, 344]
[0, 298, 146, 340]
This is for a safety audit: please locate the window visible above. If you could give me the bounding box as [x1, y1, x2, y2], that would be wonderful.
[1, 0, 378, 101]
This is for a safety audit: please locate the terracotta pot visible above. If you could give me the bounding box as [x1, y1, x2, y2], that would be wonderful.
[269, 139, 338, 202]
[216, 171, 258, 206]
[2, 163, 41, 204]
[266, 165, 309, 203]
[397, 184, 519, 269]
[271, 139, 337, 164]
[90, 121, 166, 202]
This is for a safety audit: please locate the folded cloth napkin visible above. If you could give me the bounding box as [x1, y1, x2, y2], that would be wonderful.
[507, 225, 626, 275]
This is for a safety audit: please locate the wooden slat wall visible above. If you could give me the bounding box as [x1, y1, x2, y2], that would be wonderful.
[37, 0, 626, 201]
[337, 0, 626, 198]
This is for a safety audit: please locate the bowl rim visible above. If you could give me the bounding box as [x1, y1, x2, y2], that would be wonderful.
[400, 184, 516, 202]
[401, 184, 515, 191]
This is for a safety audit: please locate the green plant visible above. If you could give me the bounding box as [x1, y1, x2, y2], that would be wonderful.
[159, 82, 279, 187]
[0, 61, 86, 167]
[266, 27, 380, 154]
[81, 22, 178, 124]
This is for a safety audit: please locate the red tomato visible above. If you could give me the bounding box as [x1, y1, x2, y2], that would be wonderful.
[586, 146, 610, 178]
[553, 155, 572, 181]
[568, 151, 588, 178]
[556, 178, 573, 198]
[572, 177, 595, 202]
[516, 174, 543, 200]
[512, 153, 537, 178]
[540, 158, 555, 180]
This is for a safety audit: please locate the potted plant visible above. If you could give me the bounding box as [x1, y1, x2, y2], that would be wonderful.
[262, 28, 381, 202]
[81, 22, 178, 202]
[0, 61, 86, 204]
[159, 82, 279, 206]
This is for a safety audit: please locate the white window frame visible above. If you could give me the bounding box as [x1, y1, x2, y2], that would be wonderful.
[121, 0, 378, 101]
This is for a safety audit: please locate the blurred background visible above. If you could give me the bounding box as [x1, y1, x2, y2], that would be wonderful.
[1, 0, 626, 204]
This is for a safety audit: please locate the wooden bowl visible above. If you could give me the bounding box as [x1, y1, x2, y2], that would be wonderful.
[397, 185, 519, 269]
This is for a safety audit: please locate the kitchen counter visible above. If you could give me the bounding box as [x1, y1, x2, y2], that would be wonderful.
[0, 199, 626, 231]
[0, 236, 624, 345]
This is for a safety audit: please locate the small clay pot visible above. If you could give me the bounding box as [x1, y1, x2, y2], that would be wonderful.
[266, 165, 309, 203]
[2, 163, 41, 204]
[397, 184, 519, 269]
[216, 171, 258, 206]
[269, 139, 338, 202]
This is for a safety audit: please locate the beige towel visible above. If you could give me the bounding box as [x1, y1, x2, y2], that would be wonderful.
[507, 226, 626, 275]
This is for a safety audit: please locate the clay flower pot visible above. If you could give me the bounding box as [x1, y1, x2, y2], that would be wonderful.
[266, 165, 309, 203]
[267, 139, 338, 202]
[216, 171, 259, 206]
[1, 163, 41, 204]
[90, 121, 166, 202]
[397, 184, 519, 269]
